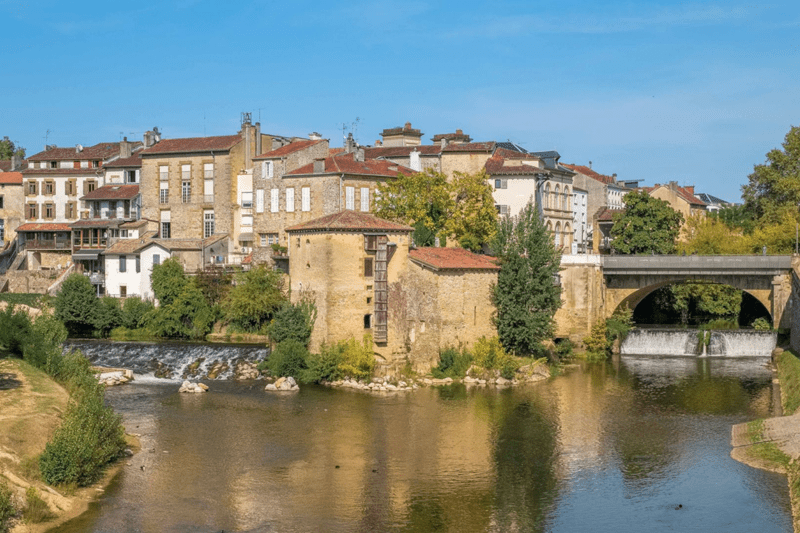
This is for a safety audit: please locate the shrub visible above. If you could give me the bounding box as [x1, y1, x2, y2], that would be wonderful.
[268, 301, 316, 347]
[752, 317, 772, 331]
[702, 318, 739, 330]
[472, 336, 506, 370]
[121, 297, 155, 330]
[498, 353, 520, 379]
[555, 339, 574, 360]
[223, 266, 287, 333]
[54, 273, 99, 337]
[338, 335, 375, 381]
[23, 487, 55, 524]
[93, 297, 123, 338]
[605, 306, 633, 347]
[39, 380, 126, 487]
[584, 320, 608, 359]
[265, 339, 309, 378]
[0, 304, 32, 356]
[22, 314, 68, 374]
[432, 347, 472, 379]
[303, 344, 344, 383]
[0, 480, 15, 533]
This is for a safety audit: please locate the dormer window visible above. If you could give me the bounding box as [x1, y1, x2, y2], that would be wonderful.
[50, 161, 57, 169]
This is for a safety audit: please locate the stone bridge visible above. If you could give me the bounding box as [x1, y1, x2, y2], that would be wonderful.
[555, 254, 798, 340]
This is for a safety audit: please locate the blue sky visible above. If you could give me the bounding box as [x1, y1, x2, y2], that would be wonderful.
[2, 0, 799, 202]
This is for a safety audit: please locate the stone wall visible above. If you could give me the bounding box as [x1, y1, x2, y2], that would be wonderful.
[553, 255, 604, 342]
[441, 152, 492, 178]
[1, 269, 62, 293]
[0, 183, 23, 245]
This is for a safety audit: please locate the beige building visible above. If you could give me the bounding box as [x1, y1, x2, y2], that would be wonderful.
[0, 172, 23, 247]
[642, 181, 708, 220]
[286, 210, 499, 371]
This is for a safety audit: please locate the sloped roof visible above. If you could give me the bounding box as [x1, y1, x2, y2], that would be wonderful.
[254, 140, 324, 160]
[286, 210, 413, 233]
[431, 130, 472, 143]
[697, 192, 730, 206]
[16, 223, 71, 232]
[563, 164, 616, 185]
[21, 167, 106, 175]
[441, 141, 495, 153]
[0, 161, 25, 172]
[103, 232, 161, 255]
[642, 184, 707, 206]
[103, 153, 142, 168]
[140, 135, 241, 155]
[28, 142, 129, 161]
[409, 247, 499, 271]
[484, 148, 545, 176]
[595, 207, 625, 222]
[286, 152, 416, 178]
[364, 145, 443, 159]
[69, 219, 123, 229]
[0, 172, 23, 185]
[81, 184, 139, 201]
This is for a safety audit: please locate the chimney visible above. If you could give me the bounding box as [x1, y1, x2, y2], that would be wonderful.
[313, 158, 325, 173]
[10, 155, 19, 171]
[309, 132, 322, 141]
[75, 144, 83, 153]
[143, 131, 153, 147]
[355, 147, 365, 162]
[405, 122, 412, 130]
[456, 129, 463, 135]
[255, 122, 262, 156]
[685, 185, 695, 194]
[345, 132, 355, 153]
[119, 137, 132, 159]
[410, 149, 421, 171]
[588, 161, 592, 169]
[669, 181, 678, 191]
[440, 138, 448, 148]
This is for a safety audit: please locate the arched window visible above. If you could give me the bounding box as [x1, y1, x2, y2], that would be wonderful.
[563, 187, 570, 211]
[544, 183, 551, 209]
[553, 185, 560, 211]
[554, 222, 561, 247]
[546, 220, 553, 234]
[564, 223, 572, 249]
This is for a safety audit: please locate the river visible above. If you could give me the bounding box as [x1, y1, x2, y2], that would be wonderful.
[52, 354, 791, 532]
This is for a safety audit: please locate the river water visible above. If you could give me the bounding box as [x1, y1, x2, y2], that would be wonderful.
[53, 355, 791, 532]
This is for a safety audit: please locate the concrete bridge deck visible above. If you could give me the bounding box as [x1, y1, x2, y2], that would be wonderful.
[602, 255, 793, 276]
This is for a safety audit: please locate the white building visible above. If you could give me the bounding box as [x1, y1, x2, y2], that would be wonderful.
[103, 233, 170, 299]
[572, 187, 588, 253]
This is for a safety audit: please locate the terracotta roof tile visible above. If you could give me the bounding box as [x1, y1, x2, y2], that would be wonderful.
[431, 130, 472, 143]
[484, 149, 546, 176]
[103, 232, 160, 255]
[28, 142, 131, 162]
[641, 184, 707, 206]
[0, 161, 25, 172]
[0, 172, 23, 185]
[409, 247, 499, 271]
[563, 164, 616, 185]
[69, 219, 124, 229]
[364, 145, 442, 159]
[328, 147, 346, 156]
[286, 210, 413, 233]
[140, 135, 241, 155]
[254, 140, 324, 160]
[22, 167, 108, 175]
[381, 123, 423, 137]
[595, 207, 625, 221]
[16, 223, 72, 232]
[441, 141, 495, 153]
[286, 152, 416, 178]
[81, 184, 139, 201]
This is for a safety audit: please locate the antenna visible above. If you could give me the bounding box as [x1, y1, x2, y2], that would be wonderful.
[339, 122, 348, 145]
[44, 129, 51, 147]
[352, 117, 361, 144]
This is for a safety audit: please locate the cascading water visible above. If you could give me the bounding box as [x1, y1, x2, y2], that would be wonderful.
[707, 331, 777, 357]
[620, 329, 700, 355]
[65, 340, 268, 380]
[621, 328, 778, 357]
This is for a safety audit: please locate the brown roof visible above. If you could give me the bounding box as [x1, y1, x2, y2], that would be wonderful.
[431, 130, 472, 143]
[0, 161, 25, 172]
[563, 164, 616, 185]
[364, 145, 443, 159]
[140, 135, 241, 155]
[441, 141, 495, 153]
[485, 148, 546, 176]
[641, 184, 707, 206]
[409, 247, 500, 271]
[254, 140, 324, 160]
[595, 207, 625, 222]
[286, 210, 413, 233]
[69, 219, 123, 229]
[16, 223, 72, 232]
[328, 147, 346, 156]
[381, 122, 423, 138]
[120, 219, 148, 229]
[27, 142, 128, 162]
[21, 167, 108, 176]
[286, 152, 416, 178]
[0, 172, 23, 185]
[103, 154, 142, 168]
[81, 184, 139, 201]
[103, 232, 161, 255]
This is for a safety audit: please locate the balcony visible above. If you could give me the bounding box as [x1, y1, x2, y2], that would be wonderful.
[21, 239, 71, 251]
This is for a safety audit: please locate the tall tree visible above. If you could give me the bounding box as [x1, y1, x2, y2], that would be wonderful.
[54, 273, 99, 337]
[447, 170, 498, 252]
[610, 190, 683, 254]
[0, 136, 25, 160]
[677, 214, 750, 255]
[491, 202, 562, 358]
[742, 125, 800, 224]
[150, 258, 188, 307]
[222, 265, 288, 333]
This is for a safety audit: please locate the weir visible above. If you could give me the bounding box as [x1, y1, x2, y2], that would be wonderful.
[65, 340, 267, 380]
[620, 328, 778, 357]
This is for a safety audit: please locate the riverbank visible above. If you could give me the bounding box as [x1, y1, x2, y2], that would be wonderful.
[731, 348, 800, 532]
[0, 358, 136, 533]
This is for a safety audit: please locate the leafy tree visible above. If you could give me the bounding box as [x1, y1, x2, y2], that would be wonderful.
[677, 214, 750, 255]
[742, 125, 800, 224]
[93, 297, 123, 337]
[446, 170, 498, 251]
[150, 258, 188, 307]
[610, 190, 683, 254]
[665, 282, 742, 325]
[265, 339, 309, 378]
[0, 136, 25, 160]
[268, 294, 317, 347]
[193, 266, 233, 308]
[491, 202, 562, 358]
[223, 265, 287, 332]
[746, 210, 799, 254]
[54, 274, 99, 337]
[710, 205, 756, 234]
[121, 296, 155, 330]
[0, 304, 32, 356]
[149, 281, 214, 340]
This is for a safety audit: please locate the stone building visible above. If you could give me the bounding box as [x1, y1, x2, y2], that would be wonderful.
[642, 182, 708, 220]
[0, 171, 23, 246]
[286, 210, 499, 371]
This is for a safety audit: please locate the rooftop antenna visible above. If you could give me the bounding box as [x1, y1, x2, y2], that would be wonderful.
[339, 122, 348, 146]
[44, 129, 51, 147]
[351, 117, 361, 144]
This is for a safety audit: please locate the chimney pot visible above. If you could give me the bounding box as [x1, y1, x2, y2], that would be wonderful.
[404, 122, 412, 130]
[456, 129, 462, 135]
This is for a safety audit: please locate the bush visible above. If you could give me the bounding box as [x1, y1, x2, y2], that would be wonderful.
[39, 380, 126, 487]
[584, 320, 608, 359]
[432, 347, 472, 379]
[223, 266, 287, 333]
[22, 314, 68, 374]
[268, 301, 316, 347]
[752, 317, 772, 331]
[23, 487, 55, 524]
[338, 335, 375, 381]
[54, 273, 99, 337]
[121, 297, 155, 330]
[605, 306, 633, 347]
[93, 297, 123, 338]
[265, 340, 309, 378]
[0, 304, 32, 356]
[303, 344, 344, 383]
[472, 336, 506, 370]
[555, 339, 574, 360]
[0, 480, 15, 533]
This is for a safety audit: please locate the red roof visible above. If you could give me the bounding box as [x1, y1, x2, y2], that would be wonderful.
[364, 145, 443, 159]
[28, 142, 127, 162]
[286, 210, 413, 233]
[485, 148, 545, 176]
[595, 207, 625, 221]
[441, 141, 495, 153]
[103, 154, 142, 168]
[140, 135, 241, 155]
[81, 184, 139, 200]
[563, 164, 616, 185]
[254, 140, 324, 160]
[21, 167, 107, 175]
[641, 184, 707, 206]
[286, 152, 416, 178]
[409, 247, 499, 271]
[328, 147, 346, 156]
[0, 172, 22, 185]
[0, 161, 25, 172]
[16, 223, 71, 232]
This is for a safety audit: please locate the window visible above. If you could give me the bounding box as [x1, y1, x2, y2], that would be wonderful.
[301, 187, 310, 212]
[153, 254, 161, 266]
[204, 163, 214, 179]
[496, 205, 509, 216]
[260, 234, 267, 246]
[204, 210, 215, 238]
[204, 178, 214, 203]
[66, 202, 76, 219]
[0, 219, 4, 241]
[50, 161, 57, 169]
[271, 189, 279, 212]
[44, 181, 54, 195]
[161, 222, 171, 238]
[360, 187, 369, 212]
[182, 164, 190, 181]
[121, 229, 129, 238]
[241, 191, 253, 209]
[261, 233, 278, 246]
[44, 203, 54, 219]
[256, 189, 264, 213]
[0, 196, 3, 209]
[66, 180, 76, 195]
[26, 181, 37, 196]
[495, 179, 508, 189]
[364, 257, 374, 277]
[286, 188, 295, 212]
[346, 186, 354, 210]
[120, 286, 127, 297]
[364, 235, 378, 251]
[120, 256, 127, 273]
[84, 180, 97, 195]
[182, 179, 191, 203]
[27, 203, 37, 219]
[364, 314, 372, 329]
[92, 160, 100, 168]
[242, 214, 253, 227]
[127, 170, 137, 183]
[262, 161, 273, 178]
[159, 165, 169, 181]
[160, 181, 169, 204]
[136, 256, 140, 273]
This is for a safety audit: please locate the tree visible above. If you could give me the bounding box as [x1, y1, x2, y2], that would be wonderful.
[491, 202, 562, 357]
[670, 283, 742, 325]
[610, 190, 683, 254]
[222, 265, 287, 332]
[375, 170, 452, 245]
[447, 171, 498, 251]
[710, 205, 756, 234]
[54, 273, 99, 337]
[677, 214, 750, 255]
[93, 296, 123, 337]
[149, 280, 214, 339]
[150, 258, 188, 307]
[742, 125, 800, 224]
[0, 136, 25, 160]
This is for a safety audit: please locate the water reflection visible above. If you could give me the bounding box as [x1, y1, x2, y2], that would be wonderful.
[54, 357, 790, 532]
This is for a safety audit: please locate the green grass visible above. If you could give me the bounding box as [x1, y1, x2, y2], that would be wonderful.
[745, 418, 792, 469]
[22, 487, 55, 524]
[776, 350, 800, 415]
[0, 293, 49, 309]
